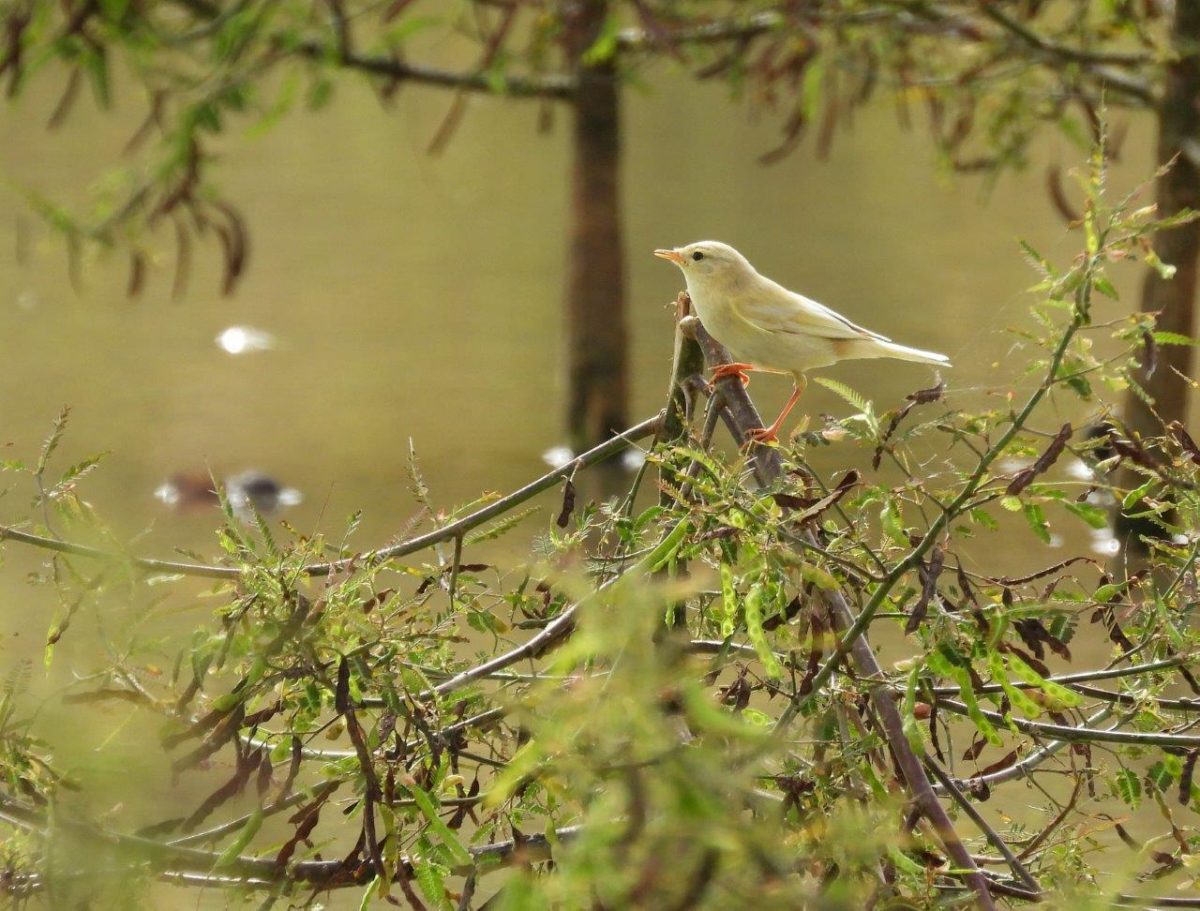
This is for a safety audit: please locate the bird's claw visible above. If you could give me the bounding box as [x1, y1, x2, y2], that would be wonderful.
[708, 362, 754, 392]
[742, 427, 780, 448]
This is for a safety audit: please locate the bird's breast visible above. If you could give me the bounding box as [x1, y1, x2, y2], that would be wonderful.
[687, 283, 836, 375]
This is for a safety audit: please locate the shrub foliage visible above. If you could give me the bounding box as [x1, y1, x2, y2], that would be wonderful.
[2, 149, 1200, 909]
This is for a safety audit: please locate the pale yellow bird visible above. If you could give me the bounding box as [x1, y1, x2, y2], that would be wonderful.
[655, 241, 950, 443]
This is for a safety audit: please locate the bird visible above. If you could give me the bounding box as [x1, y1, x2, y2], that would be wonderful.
[654, 241, 950, 443]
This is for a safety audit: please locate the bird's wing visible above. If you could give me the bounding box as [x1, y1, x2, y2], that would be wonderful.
[734, 281, 892, 343]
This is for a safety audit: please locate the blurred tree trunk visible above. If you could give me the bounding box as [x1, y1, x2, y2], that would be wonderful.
[1118, 0, 1200, 543]
[564, 0, 628, 450]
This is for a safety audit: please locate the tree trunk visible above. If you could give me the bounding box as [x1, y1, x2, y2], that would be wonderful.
[565, 0, 628, 450]
[1124, 1, 1200, 441]
[1117, 0, 1200, 545]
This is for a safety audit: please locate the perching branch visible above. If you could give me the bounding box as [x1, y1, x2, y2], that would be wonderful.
[680, 312, 997, 911]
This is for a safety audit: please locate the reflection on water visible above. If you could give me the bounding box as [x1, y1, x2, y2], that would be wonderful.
[543, 443, 647, 472]
[214, 325, 277, 355]
[541, 444, 576, 470]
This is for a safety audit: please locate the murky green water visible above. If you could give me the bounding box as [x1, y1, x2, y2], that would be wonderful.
[0, 70, 1156, 552]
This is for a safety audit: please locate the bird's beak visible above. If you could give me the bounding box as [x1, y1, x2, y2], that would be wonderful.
[654, 248, 685, 266]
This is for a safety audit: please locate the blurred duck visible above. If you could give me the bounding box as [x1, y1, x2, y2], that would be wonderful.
[155, 470, 302, 519]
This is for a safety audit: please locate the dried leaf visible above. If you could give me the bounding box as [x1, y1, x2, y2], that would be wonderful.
[556, 477, 576, 528]
[1006, 423, 1072, 495]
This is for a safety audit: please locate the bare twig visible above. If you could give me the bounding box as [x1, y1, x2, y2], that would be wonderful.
[925, 756, 1042, 894]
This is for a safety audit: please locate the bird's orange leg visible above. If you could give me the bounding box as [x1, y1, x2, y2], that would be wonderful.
[709, 362, 756, 389]
[746, 377, 807, 445]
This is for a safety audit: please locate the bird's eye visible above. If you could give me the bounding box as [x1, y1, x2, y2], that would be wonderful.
[691, 251, 704, 262]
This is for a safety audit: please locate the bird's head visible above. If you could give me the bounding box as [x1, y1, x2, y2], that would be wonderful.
[654, 241, 754, 292]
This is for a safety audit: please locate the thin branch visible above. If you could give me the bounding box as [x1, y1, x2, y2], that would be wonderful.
[293, 41, 575, 100]
[978, 5, 1154, 68]
[933, 707, 1113, 793]
[418, 516, 691, 701]
[935, 698, 1200, 748]
[927, 655, 1195, 695]
[616, 11, 783, 52]
[925, 755, 1042, 895]
[0, 794, 578, 892]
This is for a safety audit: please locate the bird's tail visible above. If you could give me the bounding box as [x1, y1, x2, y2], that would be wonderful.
[848, 338, 951, 367]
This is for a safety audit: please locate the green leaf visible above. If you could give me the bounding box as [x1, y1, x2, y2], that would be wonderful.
[1147, 760, 1174, 793]
[989, 652, 1042, 719]
[1019, 239, 1057, 280]
[1144, 249, 1177, 280]
[358, 877, 381, 910]
[1083, 201, 1099, 255]
[36, 407, 70, 477]
[1064, 501, 1109, 529]
[581, 14, 621, 65]
[880, 500, 907, 547]
[798, 562, 838, 590]
[413, 858, 451, 910]
[887, 845, 927, 876]
[1114, 768, 1141, 808]
[970, 508, 1000, 530]
[465, 506, 540, 545]
[719, 561, 738, 639]
[383, 16, 442, 47]
[930, 647, 1000, 743]
[1152, 330, 1200, 346]
[813, 377, 871, 415]
[408, 786, 471, 867]
[744, 583, 782, 679]
[949, 662, 1002, 747]
[801, 56, 826, 120]
[1122, 478, 1158, 511]
[81, 49, 111, 109]
[644, 519, 691, 574]
[902, 664, 926, 751]
[211, 692, 242, 712]
[1006, 654, 1082, 709]
[1093, 274, 1119, 300]
[215, 809, 263, 867]
[1022, 502, 1051, 543]
[99, 0, 131, 18]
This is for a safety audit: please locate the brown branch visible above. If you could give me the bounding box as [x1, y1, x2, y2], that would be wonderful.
[925, 756, 1042, 895]
[681, 314, 996, 911]
[616, 11, 783, 53]
[977, 5, 1153, 68]
[293, 41, 575, 100]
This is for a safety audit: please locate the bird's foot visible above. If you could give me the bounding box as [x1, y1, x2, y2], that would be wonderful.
[708, 362, 754, 392]
[743, 426, 780, 448]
